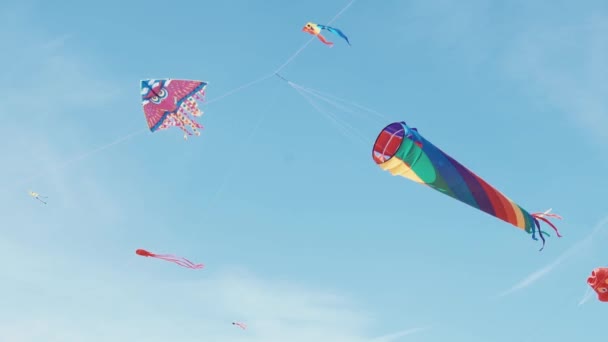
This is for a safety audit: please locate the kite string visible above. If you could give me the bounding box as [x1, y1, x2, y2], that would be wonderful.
[578, 286, 594, 306]
[287, 80, 386, 126]
[274, 38, 316, 74]
[205, 73, 275, 105]
[295, 84, 388, 121]
[290, 83, 348, 133]
[327, 0, 357, 24]
[15, 72, 273, 186]
[276, 74, 382, 145]
[209, 0, 358, 103]
[287, 81, 371, 147]
[274, 0, 356, 74]
[16, 0, 358, 187]
[213, 0, 357, 103]
[16, 128, 148, 187]
[200, 88, 273, 213]
[199, 0, 359, 209]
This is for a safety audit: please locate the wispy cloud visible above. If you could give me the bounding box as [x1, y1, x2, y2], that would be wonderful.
[498, 242, 585, 297]
[177, 269, 430, 342]
[503, 13, 608, 145]
[0, 6, 127, 200]
[0, 9, 431, 342]
[0, 241, 429, 342]
[369, 326, 432, 342]
[0, 11, 118, 118]
[499, 216, 608, 297]
[495, 12, 608, 296]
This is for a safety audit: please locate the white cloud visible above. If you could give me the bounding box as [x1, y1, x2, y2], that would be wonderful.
[0, 5, 130, 207]
[0, 248, 429, 342]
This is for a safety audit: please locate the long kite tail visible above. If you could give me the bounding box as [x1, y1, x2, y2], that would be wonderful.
[153, 254, 205, 269]
[531, 209, 563, 251]
[325, 26, 351, 45]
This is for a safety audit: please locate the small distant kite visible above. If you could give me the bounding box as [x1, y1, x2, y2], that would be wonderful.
[587, 267, 608, 302]
[135, 249, 204, 269]
[302, 22, 350, 47]
[141, 79, 208, 140]
[372, 121, 563, 250]
[28, 191, 47, 204]
[232, 322, 247, 330]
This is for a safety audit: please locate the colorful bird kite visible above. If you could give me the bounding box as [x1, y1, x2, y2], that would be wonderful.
[587, 267, 608, 302]
[302, 22, 350, 47]
[372, 121, 563, 250]
[141, 79, 208, 140]
[135, 249, 204, 269]
[28, 190, 47, 204]
[232, 322, 247, 330]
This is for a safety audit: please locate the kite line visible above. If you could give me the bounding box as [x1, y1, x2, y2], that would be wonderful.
[200, 0, 359, 210]
[16, 0, 358, 188]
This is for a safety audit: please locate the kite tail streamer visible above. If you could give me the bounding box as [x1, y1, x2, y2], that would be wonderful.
[530, 219, 547, 251]
[530, 209, 562, 251]
[533, 212, 563, 237]
[136, 249, 205, 269]
[179, 91, 206, 135]
[154, 254, 205, 269]
[190, 89, 206, 117]
[180, 107, 203, 129]
[176, 108, 203, 138]
[172, 112, 195, 139]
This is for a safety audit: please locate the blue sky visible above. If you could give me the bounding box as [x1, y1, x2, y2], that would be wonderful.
[1, 0, 607, 341]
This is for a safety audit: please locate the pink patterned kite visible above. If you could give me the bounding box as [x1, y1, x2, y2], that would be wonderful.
[141, 78, 208, 140]
[135, 249, 204, 269]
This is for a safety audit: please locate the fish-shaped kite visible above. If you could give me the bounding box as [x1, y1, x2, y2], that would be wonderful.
[302, 22, 350, 47]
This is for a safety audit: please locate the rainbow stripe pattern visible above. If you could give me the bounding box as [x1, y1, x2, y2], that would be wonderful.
[372, 121, 562, 250]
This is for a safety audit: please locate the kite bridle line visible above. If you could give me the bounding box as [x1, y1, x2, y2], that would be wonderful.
[376, 126, 424, 178]
[285, 80, 372, 148]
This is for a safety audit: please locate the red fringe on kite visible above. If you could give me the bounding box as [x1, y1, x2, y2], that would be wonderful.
[136, 249, 204, 269]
